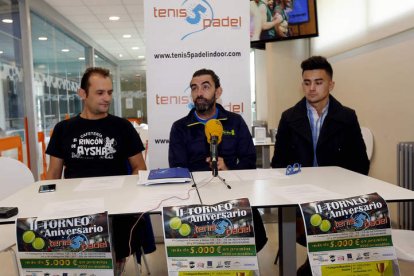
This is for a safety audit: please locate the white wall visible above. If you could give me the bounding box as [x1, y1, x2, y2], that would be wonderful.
[312, 0, 414, 57]
[328, 28, 414, 185]
[256, 1, 414, 226]
[255, 39, 309, 130]
[311, 0, 414, 187]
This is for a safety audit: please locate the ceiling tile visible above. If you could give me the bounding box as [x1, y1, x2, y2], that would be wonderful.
[69, 15, 101, 24]
[52, 6, 93, 15]
[43, 0, 147, 66]
[83, 0, 124, 6]
[45, 0, 85, 6]
[88, 6, 128, 15]
[121, 0, 144, 5]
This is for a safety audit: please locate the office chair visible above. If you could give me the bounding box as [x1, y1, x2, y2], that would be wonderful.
[0, 224, 19, 275]
[0, 157, 35, 274]
[392, 229, 414, 262]
[0, 136, 24, 162]
[0, 157, 35, 200]
[361, 127, 374, 160]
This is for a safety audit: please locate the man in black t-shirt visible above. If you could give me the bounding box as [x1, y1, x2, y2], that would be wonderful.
[46, 114, 145, 178]
[46, 67, 146, 178]
[46, 67, 150, 275]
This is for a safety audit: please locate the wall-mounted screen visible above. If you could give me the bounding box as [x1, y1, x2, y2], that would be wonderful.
[250, 0, 318, 47]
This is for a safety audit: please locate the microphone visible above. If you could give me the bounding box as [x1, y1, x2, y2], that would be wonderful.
[204, 119, 223, 176]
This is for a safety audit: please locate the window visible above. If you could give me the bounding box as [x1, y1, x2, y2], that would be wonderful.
[31, 12, 86, 134]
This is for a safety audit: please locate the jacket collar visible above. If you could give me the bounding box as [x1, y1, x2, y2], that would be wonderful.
[287, 95, 346, 145]
[185, 103, 229, 127]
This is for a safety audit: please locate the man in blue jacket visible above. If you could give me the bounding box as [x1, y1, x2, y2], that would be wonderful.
[168, 69, 267, 252]
[169, 68, 256, 171]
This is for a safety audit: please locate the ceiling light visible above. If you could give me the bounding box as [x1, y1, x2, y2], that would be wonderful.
[2, 19, 13, 23]
[119, 54, 123, 57]
[61, 49, 70, 52]
[0, 51, 3, 54]
[131, 46, 139, 50]
[38, 64, 46, 69]
[123, 34, 132, 38]
[38, 37, 48, 41]
[78, 57, 85, 60]
[138, 55, 145, 59]
[109, 16, 120, 21]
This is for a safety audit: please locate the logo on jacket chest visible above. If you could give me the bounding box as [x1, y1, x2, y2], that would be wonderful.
[223, 129, 235, 136]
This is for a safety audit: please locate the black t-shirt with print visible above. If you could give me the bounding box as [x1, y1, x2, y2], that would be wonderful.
[46, 114, 151, 260]
[46, 114, 145, 179]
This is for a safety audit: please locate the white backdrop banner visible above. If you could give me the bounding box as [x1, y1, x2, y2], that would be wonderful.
[144, 0, 251, 169]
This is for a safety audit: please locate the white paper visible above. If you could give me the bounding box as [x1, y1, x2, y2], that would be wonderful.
[74, 176, 125, 191]
[192, 171, 242, 183]
[37, 198, 105, 219]
[235, 169, 287, 181]
[272, 184, 342, 203]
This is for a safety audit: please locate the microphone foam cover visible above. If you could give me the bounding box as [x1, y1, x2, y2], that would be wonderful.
[205, 119, 223, 144]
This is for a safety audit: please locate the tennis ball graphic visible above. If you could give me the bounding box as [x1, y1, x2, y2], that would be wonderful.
[178, 223, 191, 237]
[32, 237, 45, 250]
[319, 219, 331, 232]
[169, 217, 182, 230]
[22, 230, 36, 244]
[310, 214, 322, 227]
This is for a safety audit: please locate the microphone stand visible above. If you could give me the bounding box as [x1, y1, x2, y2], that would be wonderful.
[209, 137, 231, 189]
[210, 172, 231, 189]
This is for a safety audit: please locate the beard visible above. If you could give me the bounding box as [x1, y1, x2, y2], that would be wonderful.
[194, 96, 216, 115]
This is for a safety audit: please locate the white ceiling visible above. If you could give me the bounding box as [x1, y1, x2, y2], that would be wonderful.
[43, 0, 146, 61]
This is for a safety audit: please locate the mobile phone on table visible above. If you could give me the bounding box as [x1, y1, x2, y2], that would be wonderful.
[38, 184, 56, 193]
[0, 207, 18, 218]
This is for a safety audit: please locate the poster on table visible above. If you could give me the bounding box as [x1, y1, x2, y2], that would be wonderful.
[163, 198, 259, 276]
[300, 193, 400, 276]
[144, 0, 251, 169]
[16, 212, 113, 275]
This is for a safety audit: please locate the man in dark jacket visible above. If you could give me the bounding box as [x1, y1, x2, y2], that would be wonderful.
[169, 69, 256, 171]
[169, 69, 267, 252]
[271, 56, 370, 275]
[271, 56, 369, 175]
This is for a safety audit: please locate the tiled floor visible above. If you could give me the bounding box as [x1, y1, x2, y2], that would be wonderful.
[2, 217, 413, 275]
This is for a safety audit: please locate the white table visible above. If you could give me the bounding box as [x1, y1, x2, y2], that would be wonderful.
[0, 175, 200, 221]
[190, 167, 414, 276]
[2, 167, 414, 276]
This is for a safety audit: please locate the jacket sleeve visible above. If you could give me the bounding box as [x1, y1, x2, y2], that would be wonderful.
[344, 112, 370, 175]
[271, 112, 290, 168]
[233, 117, 257, 170]
[168, 122, 189, 168]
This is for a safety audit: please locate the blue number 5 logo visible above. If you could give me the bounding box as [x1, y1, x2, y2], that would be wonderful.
[181, 0, 214, 40]
[186, 4, 207, 25]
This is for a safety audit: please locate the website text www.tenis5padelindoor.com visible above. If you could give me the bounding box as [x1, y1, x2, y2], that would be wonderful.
[154, 50, 242, 60]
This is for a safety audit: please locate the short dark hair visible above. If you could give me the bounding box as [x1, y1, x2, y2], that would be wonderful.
[192, 68, 221, 88]
[80, 67, 111, 93]
[301, 56, 333, 79]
